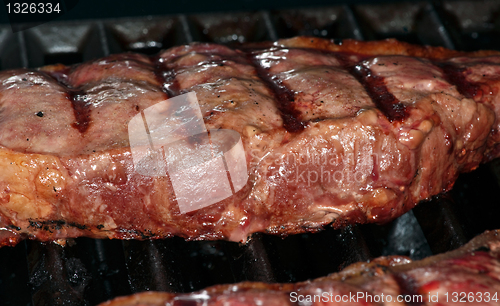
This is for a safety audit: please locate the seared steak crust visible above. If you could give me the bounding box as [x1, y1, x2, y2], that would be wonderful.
[1, 37, 500, 245]
[100, 230, 500, 306]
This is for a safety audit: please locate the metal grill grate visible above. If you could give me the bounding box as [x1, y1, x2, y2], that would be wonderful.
[1, 1, 500, 305]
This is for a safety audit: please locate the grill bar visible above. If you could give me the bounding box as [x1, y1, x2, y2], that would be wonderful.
[343, 5, 365, 40]
[413, 196, 469, 254]
[433, 0, 500, 52]
[425, 2, 456, 49]
[17, 31, 29, 68]
[262, 11, 279, 42]
[1, 1, 500, 305]
[179, 15, 195, 44]
[27, 242, 87, 306]
[97, 22, 111, 57]
[239, 234, 276, 282]
[80, 239, 131, 304]
[123, 240, 179, 293]
[361, 210, 433, 260]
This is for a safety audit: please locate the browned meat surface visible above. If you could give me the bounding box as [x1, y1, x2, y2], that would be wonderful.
[99, 230, 500, 306]
[1, 37, 500, 246]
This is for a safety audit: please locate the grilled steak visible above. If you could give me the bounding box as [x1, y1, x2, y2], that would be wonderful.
[1, 37, 500, 246]
[100, 230, 500, 306]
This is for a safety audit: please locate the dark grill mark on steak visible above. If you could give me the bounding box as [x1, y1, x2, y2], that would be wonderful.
[152, 56, 177, 97]
[42, 70, 93, 133]
[474, 246, 491, 252]
[67, 89, 91, 133]
[438, 62, 481, 100]
[350, 63, 408, 122]
[248, 52, 306, 133]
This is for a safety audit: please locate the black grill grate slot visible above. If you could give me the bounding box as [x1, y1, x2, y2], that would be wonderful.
[0, 27, 24, 70]
[24, 23, 105, 68]
[78, 239, 131, 304]
[413, 196, 469, 254]
[104, 17, 181, 55]
[123, 240, 182, 293]
[27, 241, 89, 306]
[361, 210, 433, 260]
[0, 241, 31, 306]
[1, 1, 500, 305]
[435, 0, 500, 52]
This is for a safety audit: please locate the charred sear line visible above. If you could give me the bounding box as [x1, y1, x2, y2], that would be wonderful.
[28, 220, 43, 229]
[41, 70, 92, 133]
[350, 63, 408, 122]
[67, 90, 91, 133]
[473, 246, 491, 253]
[151, 56, 177, 98]
[392, 272, 424, 306]
[246, 54, 305, 133]
[67, 222, 88, 230]
[7, 224, 21, 231]
[437, 62, 480, 100]
[118, 228, 157, 239]
[27, 220, 89, 231]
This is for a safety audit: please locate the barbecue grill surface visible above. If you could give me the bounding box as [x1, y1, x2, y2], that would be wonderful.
[1, 1, 500, 305]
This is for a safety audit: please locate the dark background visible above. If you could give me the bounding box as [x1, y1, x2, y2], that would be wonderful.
[0, 0, 392, 24]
